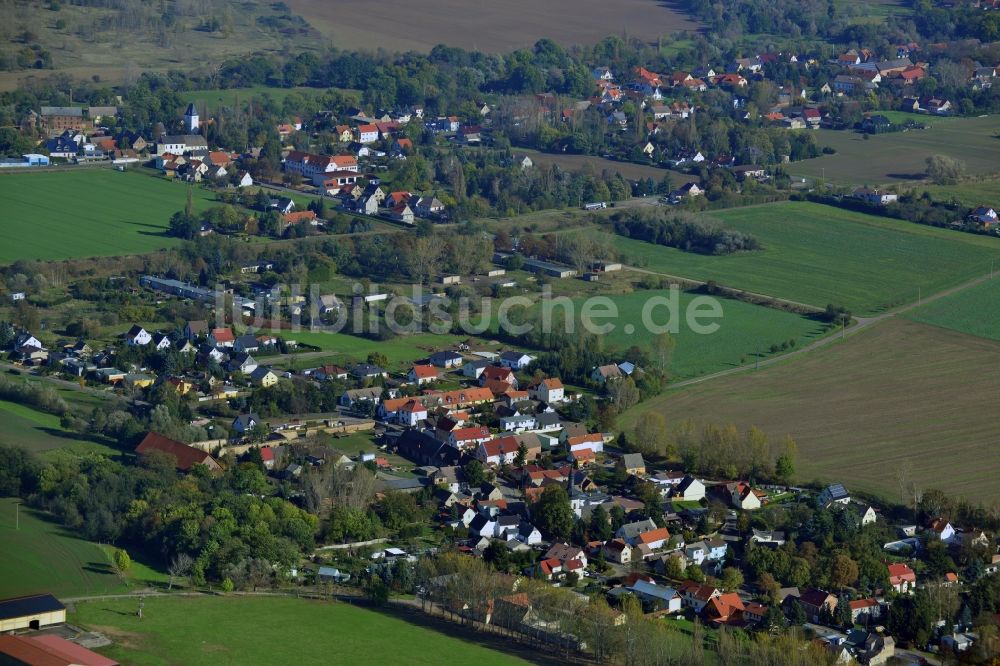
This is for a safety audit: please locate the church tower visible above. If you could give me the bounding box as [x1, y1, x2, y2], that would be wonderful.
[184, 103, 199, 132]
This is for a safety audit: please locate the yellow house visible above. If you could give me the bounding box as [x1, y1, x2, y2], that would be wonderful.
[125, 373, 155, 389]
[168, 377, 194, 395]
[250, 367, 279, 388]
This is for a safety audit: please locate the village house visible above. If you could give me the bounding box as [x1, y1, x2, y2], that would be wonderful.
[135, 432, 221, 471]
[408, 365, 439, 385]
[728, 482, 764, 510]
[125, 325, 152, 346]
[794, 589, 837, 622]
[679, 582, 722, 612]
[673, 475, 706, 501]
[528, 378, 564, 404]
[887, 562, 916, 593]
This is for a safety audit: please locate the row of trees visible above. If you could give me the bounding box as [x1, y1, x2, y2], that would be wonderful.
[610, 208, 761, 255]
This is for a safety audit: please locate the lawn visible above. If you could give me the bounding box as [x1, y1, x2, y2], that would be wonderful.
[72, 596, 532, 665]
[623, 318, 1000, 501]
[786, 115, 1000, 185]
[538, 289, 831, 380]
[0, 498, 166, 599]
[904, 276, 1000, 342]
[611, 201, 1000, 314]
[0, 169, 221, 263]
[0, 400, 119, 457]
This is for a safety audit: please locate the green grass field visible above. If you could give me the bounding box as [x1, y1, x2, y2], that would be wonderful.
[875, 110, 952, 126]
[786, 115, 1000, 185]
[905, 277, 1000, 342]
[0, 169, 220, 263]
[0, 400, 119, 457]
[0, 498, 167, 598]
[623, 318, 1000, 501]
[183, 87, 356, 114]
[920, 177, 1000, 208]
[540, 290, 830, 380]
[72, 596, 531, 666]
[612, 201, 1000, 314]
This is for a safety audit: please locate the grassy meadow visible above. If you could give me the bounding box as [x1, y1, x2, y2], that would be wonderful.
[611, 201, 1000, 314]
[0, 400, 119, 457]
[0, 498, 167, 599]
[623, 318, 1000, 501]
[72, 596, 532, 666]
[786, 115, 1000, 185]
[0, 169, 220, 263]
[904, 276, 1000, 342]
[920, 176, 1000, 208]
[535, 290, 831, 381]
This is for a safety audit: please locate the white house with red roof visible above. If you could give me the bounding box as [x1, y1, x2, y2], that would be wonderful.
[529, 378, 565, 404]
[448, 426, 492, 450]
[284, 151, 358, 180]
[397, 399, 428, 427]
[566, 433, 604, 454]
[209, 327, 235, 348]
[888, 563, 916, 593]
[480, 365, 517, 388]
[927, 517, 956, 542]
[356, 124, 379, 144]
[678, 582, 722, 612]
[849, 598, 882, 624]
[408, 364, 439, 385]
[728, 482, 763, 510]
[477, 437, 520, 466]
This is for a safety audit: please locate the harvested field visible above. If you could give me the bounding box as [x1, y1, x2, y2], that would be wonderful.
[286, 0, 698, 52]
[786, 116, 1000, 186]
[622, 318, 1000, 502]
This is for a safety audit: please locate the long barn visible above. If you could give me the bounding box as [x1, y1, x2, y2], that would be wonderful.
[0, 594, 66, 632]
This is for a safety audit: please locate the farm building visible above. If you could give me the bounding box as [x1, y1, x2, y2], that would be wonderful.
[135, 432, 222, 472]
[0, 634, 119, 666]
[0, 594, 66, 632]
[521, 258, 577, 278]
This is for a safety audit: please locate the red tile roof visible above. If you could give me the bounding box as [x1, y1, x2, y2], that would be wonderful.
[637, 527, 670, 545]
[411, 364, 438, 379]
[135, 432, 220, 471]
[452, 426, 491, 441]
[887, 563, 916, 583]
[283, 211, 317, 224]
[211, 328, 234, 342]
